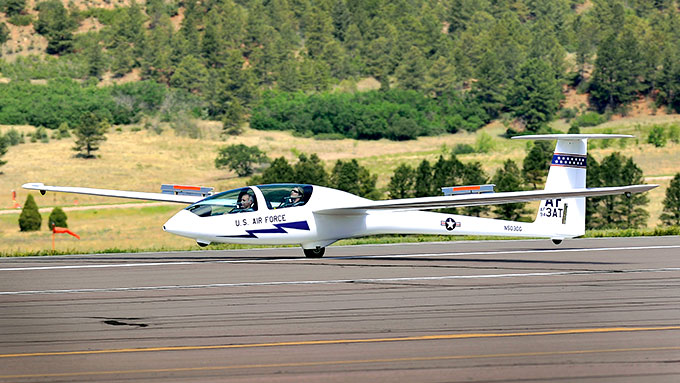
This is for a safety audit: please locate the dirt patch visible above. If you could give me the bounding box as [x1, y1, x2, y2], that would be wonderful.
[76, 17, 104, 34]
[562, 87, 589, 110]
[98, 68, 142, 87]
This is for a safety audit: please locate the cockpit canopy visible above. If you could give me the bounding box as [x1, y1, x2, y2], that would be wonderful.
[186, 184, 313, 217]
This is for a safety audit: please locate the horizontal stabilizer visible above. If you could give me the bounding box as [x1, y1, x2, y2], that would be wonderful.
[314, 185, 657, 215]
[511, 134, 634, 140]
[22, 183, 203, 204]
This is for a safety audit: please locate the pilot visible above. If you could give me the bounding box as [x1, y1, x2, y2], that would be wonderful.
[281, 186, 305, 208]
[232, 192, 255, 213]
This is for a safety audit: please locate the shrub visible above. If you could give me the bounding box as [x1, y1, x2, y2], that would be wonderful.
[452, 143, 475, 154]
[647, 125, 667, 147]
[8, 14, 33, 26]
[19, 194, 42, 231]
[668, 124, 679, 143]
[4, 128, 22, 145]
[567, 125, 581, 134]
[558, 107, 578, 120]
[475, 132, 495, 153]
[572, 112, 608, 128]
[48, 207, 68, 228]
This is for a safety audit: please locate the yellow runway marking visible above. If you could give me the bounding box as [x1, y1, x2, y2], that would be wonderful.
[1, 326, 679, 359]
[1, 346, 679, 379]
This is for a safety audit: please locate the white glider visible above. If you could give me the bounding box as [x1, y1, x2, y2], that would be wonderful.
[23, 134, 656, 257]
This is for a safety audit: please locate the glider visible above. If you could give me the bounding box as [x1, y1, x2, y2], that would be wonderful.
[23, 134, 657, 257]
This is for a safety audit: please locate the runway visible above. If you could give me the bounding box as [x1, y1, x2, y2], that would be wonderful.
[1, 236, 679, 382]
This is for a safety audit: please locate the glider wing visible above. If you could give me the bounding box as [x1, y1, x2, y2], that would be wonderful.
[313, 185, 657, 215]
[22, 183, 202, 204]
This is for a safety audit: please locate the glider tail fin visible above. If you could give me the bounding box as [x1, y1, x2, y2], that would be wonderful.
[512, 134, 633, 239]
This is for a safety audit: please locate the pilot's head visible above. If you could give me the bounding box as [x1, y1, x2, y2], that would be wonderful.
[239, 193, 253, 209]
[290, 187, 303, 204]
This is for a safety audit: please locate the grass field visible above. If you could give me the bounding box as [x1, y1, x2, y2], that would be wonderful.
[1, 114, 679, 255]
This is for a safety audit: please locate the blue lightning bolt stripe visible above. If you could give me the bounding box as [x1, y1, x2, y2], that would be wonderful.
[219, 221, 310, 238]
[551, 153, 587, 168]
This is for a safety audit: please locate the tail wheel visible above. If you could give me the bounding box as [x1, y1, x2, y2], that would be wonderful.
[303, 247, 325, 258]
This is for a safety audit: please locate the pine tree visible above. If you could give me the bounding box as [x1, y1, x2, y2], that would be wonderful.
[617, 157, 649, 228]
[85, 38, 105, 80]
[585, 154, 604, 229]
[19, 194, 42, 231]
[473, 50, 506, 120]
[414, 159, 433, 197]
[388, 164, 415, 198]
[492, 160, 528, 221]
[0, 0, 26, 16]
[72, 113, 108, 159]
[656, 45, 680, 113]
[170, 55, 209, 94]
[48, 207, 68, 228]
[462, 161, 490, 217]
[330, 159, 379, 199]
[0, 22, 9, 47]
[34, 0, 77, 54]
[395, 46, 427, 92]
[294, 153, 328, 186]
[660, 173, 680, 226]
[425, 56, 456, 98]
[259, 157, 295, 184]
[589, 29, 643, 111]
[507, 58, 562, 132]
[522, 141, 552, 188]
[596, 153, 649, 229]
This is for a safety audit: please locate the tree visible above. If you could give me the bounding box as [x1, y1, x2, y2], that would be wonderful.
[72, 113, 108, 158]
[0, 133, 7, 171]
[294, 153, 328, 186]
[34, 0, 77, 54]
[589, 30, 643, 111]
[522, 141, 552, 188]
[656, 46, 680, 113]
[617, 157, 649, 228]
[170, 55, 209, 94]
[414, 159, 433, 197]
[660, 173, 680, 226]
[492, 160, 528, 221]
[507, 58, 562, 132]
[19, 194, 41, 231]
[585, 154, 603, 229]
[395, 46, 427, 92]
[472, 50, 506, 120]
[258, 156, 295, 184]
[425, 56, 456, 98]
[329, 159, 379, 199]
[85, 38, 105, 80]
[388, 164, 415, 198]
[0, 0, 26, 16]
[48, 207, 68, 228]
[215, 144, 269, 177]
[0, 22, 9, 47]
[595, 152, 649, 229]
[221, 100, 245, 136]
[462, 161, 490, 217]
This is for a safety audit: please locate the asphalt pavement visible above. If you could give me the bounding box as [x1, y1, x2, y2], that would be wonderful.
[1, 236, 679, 382]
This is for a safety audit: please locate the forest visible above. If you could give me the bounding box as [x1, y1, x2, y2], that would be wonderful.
[1, 0, 680, 139]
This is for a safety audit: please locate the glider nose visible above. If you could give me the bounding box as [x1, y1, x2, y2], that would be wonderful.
[163, 209, 196, 238]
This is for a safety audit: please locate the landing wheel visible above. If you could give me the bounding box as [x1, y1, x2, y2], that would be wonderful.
[303, 247, 325, 258]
